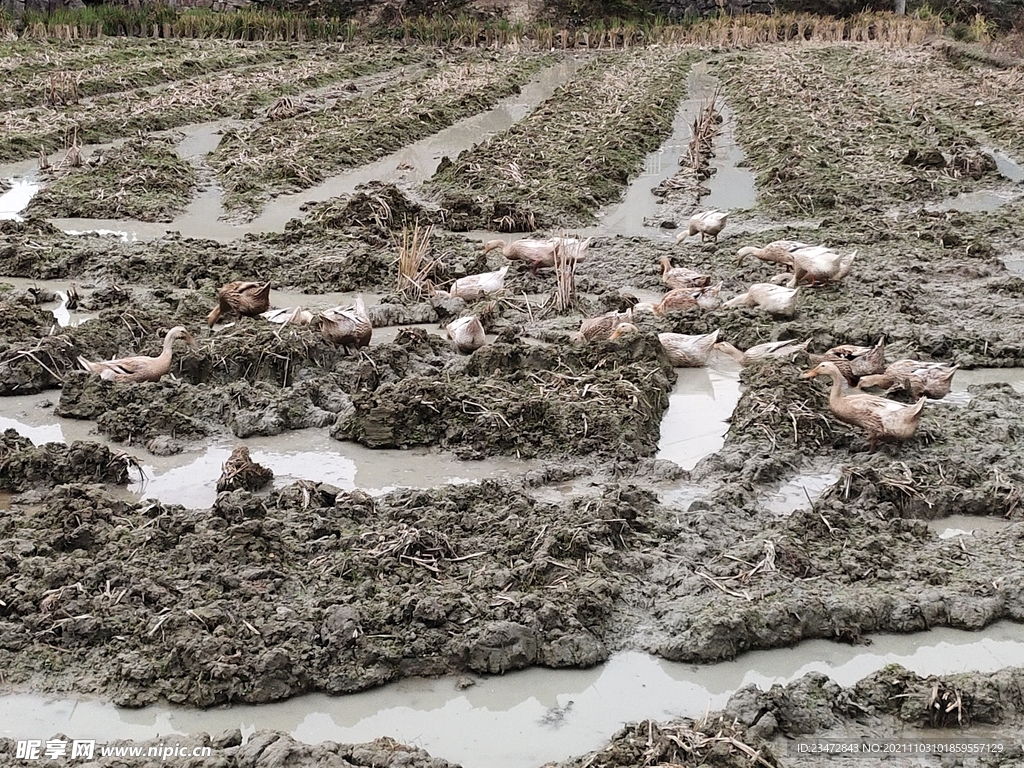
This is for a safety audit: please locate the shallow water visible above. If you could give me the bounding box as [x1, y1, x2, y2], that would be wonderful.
[3, 623, 1023, 768]
[0, 179, 41, 221]
[597, 62, 756, 241]
[926, 514, 1010, 539]
[656, 360, 742, 470]
[0, 393, 534, 509]
[763, 465, 841, 516]
[942, 367, 1024, 406]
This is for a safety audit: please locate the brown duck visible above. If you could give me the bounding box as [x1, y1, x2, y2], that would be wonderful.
[77, 326, 197, 383]
[570, 310, 633, 342]
[207, 281, 272, 326]
[858, 360, 960, 400]
[320, 296, 372, 354]
[812, 337, 887, 384]
[660, 256, 711, 290]
[802, 361, 926, 451]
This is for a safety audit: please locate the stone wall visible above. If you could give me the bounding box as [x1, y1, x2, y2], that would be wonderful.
[650, 0, 774, 17]
[2, 0, 84, 20]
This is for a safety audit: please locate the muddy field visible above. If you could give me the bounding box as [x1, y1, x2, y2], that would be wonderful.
[2, 29, 1024, 768]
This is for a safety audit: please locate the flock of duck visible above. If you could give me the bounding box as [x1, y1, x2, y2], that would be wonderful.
[76, 208, 959, 452]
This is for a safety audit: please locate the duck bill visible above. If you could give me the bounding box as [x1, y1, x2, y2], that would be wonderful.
[799, 368, 818, 379]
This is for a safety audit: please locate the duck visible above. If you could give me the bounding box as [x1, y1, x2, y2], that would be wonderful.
[778, 247, 857, 288]
[660, 256, 711, 290]
[320, 295, 372, 354]
[484, 237, 590, 275]
[437, 266, 509, 301]
[207, 281, 272, 326]
[447, 315, 486, 353]
[608, 323, 639, 340]
[858, 360, 960, 400]
[262, 306, 313, 325]
[814, 337, 887, 383]
[735, 240, 814, 267]
[77, 326, 197, 383]
[652, 284, 722, 316]
[570, 310, 633, 342]
[676, 210, 728, 243]
[714, 338, 811, 365]
[658, 329, 720, 367]
[801, 361, 927, 450]
[723, 283, 800, 318]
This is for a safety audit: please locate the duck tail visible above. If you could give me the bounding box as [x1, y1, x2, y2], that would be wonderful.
[77, 355, 96, 373]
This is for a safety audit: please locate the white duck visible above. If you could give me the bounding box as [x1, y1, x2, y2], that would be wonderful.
[484, 237, 589, 275]
[658, 329, 720, 367]
[714, 338, 811, 365]
[438, 266, 509, 301]
[447, 315, 486, 354]
[676, 210, 728, 244]
[723, 283, 800, 318]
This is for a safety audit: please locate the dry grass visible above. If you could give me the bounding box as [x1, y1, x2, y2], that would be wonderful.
[551, 238, 580, 313]
[209, 54, 551, 216]
[720, 44, 999, 214]
[395, 220, 435, 300]
[431, 48, 700, 230]
[576, 716, 778, 768]
[0, 45, 421, 164]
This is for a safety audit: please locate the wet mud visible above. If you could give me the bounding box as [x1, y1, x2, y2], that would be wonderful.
[25, 135, 198, 223]
[557, 666, 1024, 768]
[3, 33, 1024, 768]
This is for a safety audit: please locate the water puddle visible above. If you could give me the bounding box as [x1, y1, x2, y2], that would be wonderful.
[762, 465, 841, 516]
[925, 187, 1022, 213]
[1002, 250, 1024, 276]
[3, 623, 1023, 768]
[941, 367, 1024, 406]
[0, 179, 41, 221]
[42, 60, 581, 243]
[595, 62, 756, 241]
[923, 148, 1024, 214]
[0, 395, 533, 509]
[926, 514, 1011, 539]
[990, 148, 1024, 184]
[657, 361, 742, 470]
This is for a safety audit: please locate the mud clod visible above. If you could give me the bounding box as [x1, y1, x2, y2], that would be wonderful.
[217, 444, 274, 493]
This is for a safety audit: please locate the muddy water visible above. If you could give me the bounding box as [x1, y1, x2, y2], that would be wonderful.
[3, 623, 1023, 768]
[0, 179, 40, 221]
[656, 359, 742, 470]
[942, 367, 1024, 406]
[26, 61, 582, 243]
[594, 62, 756, 240]
[924, 147, 1024, 214]
[763, 464, 841, 516]
[0, 392, 534, 508]
[926, 514, 1010, 539]
[0, 276, 97, 327]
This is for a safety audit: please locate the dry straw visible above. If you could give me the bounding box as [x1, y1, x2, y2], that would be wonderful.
[395, 220, 435, 300]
